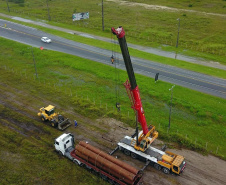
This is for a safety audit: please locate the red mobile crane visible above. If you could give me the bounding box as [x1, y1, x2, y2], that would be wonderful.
[111, 26, 158, 152]
[111, 27, 186, 175]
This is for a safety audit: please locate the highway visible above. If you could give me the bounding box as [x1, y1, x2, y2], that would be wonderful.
[0, 19, 226, 99]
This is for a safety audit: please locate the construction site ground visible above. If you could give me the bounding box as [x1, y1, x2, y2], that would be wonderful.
[0, 78, 225, 185]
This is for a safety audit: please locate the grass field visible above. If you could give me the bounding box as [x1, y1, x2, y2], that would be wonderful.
[0, 37, 225, 162]
[0, 105, 107, 185]
[0, 0, 225, 64]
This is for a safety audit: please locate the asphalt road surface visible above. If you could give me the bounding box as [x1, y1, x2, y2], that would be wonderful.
[0, 19, 226, 99]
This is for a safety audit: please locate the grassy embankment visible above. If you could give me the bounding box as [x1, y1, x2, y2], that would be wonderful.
[0, 0, 225, 64]
[0, 15, 225, 79]
[0, 37, 225, 161]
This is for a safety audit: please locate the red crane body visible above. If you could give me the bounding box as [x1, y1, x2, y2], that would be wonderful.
[111, 27, 149, 135]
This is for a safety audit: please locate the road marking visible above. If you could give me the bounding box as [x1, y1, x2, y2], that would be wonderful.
[1, 26, 226, 94]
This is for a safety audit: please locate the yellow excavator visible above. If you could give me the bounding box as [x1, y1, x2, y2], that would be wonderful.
[37, 105, 71, 130]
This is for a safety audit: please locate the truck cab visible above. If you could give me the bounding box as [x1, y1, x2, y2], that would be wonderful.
[158, 151, 186, 175]
[54, 133, 74, 155]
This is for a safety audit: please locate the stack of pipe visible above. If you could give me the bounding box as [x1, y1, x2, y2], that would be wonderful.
[74, 141, 139, 184]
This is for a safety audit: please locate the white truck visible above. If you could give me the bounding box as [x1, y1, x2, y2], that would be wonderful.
[54, 133, 143, 185]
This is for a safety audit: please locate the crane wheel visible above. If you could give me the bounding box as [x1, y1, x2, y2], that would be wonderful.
[131, 152, 137, 159]
[162, 167, 170, 174]
[124, 149, 130, 156]
[154, 164, 161, 170]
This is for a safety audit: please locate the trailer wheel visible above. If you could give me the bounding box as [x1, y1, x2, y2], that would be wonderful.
[85, 164, 92, 170]
[131, 152, 137, 159]
[154, 164, 161, 170]
[108, 179, 114, 184]
[114, 183, 120, 185]
[100, 174, 107, 180]
[162, 167, 170, 174]
[124, 149, 130, 156]
[73, 159, 79, 166]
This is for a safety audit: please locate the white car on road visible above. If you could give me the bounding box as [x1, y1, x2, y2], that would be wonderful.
[41, 37, 51, 43]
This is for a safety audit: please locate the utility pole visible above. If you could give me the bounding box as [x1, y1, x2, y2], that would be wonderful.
[176, 18, 180, 48]
[6, 0, 10, 12]
[31, 47, 38, 79]
[102, 0, 104, 31]
[168, 85, 175, 129]
[46, 0, 51, 21]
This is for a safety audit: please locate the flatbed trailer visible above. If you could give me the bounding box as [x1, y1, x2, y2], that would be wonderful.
[55, 133, 143, 185]
[115, 136, 186, 175]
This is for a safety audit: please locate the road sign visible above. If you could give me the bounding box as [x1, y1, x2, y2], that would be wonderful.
[72, 12, 89, 21]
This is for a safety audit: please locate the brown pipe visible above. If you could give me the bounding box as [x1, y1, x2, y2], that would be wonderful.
[75, 149, 135, 184]
[75, 144, 136, 184]
[75, 151, 128, 181]
[79, 141, 138, 175]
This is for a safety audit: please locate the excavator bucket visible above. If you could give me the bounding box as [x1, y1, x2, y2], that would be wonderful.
[58, 118, 71, 130]
[57, 115, 71, 130]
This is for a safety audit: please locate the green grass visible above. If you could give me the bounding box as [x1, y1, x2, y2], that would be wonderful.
[0, 14, 225, 79]
[0, 0, 225, 64]
[0, 37, 225, 162]
[0, 105, 107, 185]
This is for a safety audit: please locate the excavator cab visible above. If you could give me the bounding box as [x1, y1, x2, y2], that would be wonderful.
[45, 107, 54, 116]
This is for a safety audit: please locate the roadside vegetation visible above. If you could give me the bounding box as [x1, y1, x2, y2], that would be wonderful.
[0, 38, 225, 162]
[0, 0, 225, 64]
[0, 15, 225, 79]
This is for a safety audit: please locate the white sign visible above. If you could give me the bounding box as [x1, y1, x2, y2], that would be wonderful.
[72, 12, 89, 21]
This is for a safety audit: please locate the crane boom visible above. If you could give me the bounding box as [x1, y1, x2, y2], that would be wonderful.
[112, 26, 158, 152]
[111, 27, 149, 135]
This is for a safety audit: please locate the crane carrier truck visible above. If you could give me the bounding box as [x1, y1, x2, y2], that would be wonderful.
[111, 26, 186, 175]
[54, 133, 143, 185]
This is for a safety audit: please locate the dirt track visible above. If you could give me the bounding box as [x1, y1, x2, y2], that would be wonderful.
[0, 81, 226, 185]
[107, 0, 226, 17]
